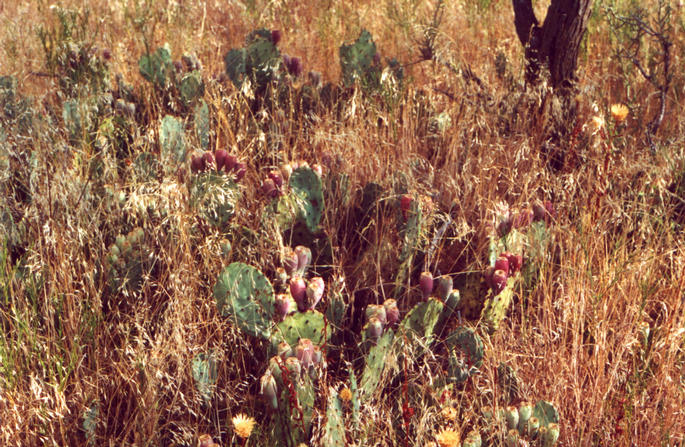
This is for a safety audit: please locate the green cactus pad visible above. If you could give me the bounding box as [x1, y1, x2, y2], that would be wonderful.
[444, 327, 484, 384]
[323, 389, 345, 447]
[194, 99, 210, 150]
[159, 115, 186, 172]
[289, 166, 324, 233]
[213, 262, 275, 339]
[272, 310, 328, 349]
[189, 172, 241, 229]
[339, 29, 381, 89]
[139, 46, 173, 86]
[348, 363, 360, 423]
[180, 70, 204, 106]
[436, 289, 460, 335]
[191, 352, 217, 405]
[532, 400, 559, 427]
[480, 275, 516, 333]
[399, 298, 443, 343]
[454, 271, 486, 319]
[224, 29, 280, 89]
[360, 329, 394, 398]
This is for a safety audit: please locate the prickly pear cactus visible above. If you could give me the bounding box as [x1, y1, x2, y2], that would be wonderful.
[159, 115, 186, 173]
[179, 70, 204, 106]
[323, 388, 346, 447]
[272, 310, 328, 350]
[394, 194, 424, 296]
[224, 29, 280, 90]
[360, 329, 394, 398]
[480, 275, 516, 333]
[339, 29, 381, 90]
[436, 289, 460, 335]
[274, 166, 324, 234]
[189, 172, 241, 229]
[444, 327, 483, 384]
[139, 46, 173, 86]
[192, 352, 217, 405]
[213, 262, 275, 339]
[106, 227, 148, 295]
[193, 99, 210, 150]
[532, 400, 559, 428]
[399, 298, 443, 343]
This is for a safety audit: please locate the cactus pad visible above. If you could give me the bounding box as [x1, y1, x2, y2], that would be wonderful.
[323, 388, 345, 447]
[139, 46, 173, 86]
[272, 310, 328, 350]
[532, 400, 559, 427]
[189, 172, 241, 229]
[399, 298, 443, 343]
[159, 115, 186, 172]
[444, 327, 483, 384]
[360, 329, 394, 398]
[339, 29, 381, 89]
[213, 262, 275, 339]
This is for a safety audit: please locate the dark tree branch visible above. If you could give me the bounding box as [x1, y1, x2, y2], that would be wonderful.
[512, 0, 539, 46]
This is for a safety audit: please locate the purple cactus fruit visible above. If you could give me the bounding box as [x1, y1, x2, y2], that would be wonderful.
[419, 271, 434, 300]
[532, 202, 547, 222]
[290, 276, 307, 311]
[296, 338, 315, 369]
[274, 293, 291, 320]
[282, 247, 298, 275]
[503, 252, 522, 274]
[271, 29, 282, 45]
[491, 269, 508, 294]
[365, 317, 384, 339]
[215, 149, 228, 171]
[400, 194, 412, 219]
[373, 52, 381, 65]
[190, 155, 203, 173]
[383, 299, 400, 325]
[223, 154, 237, 172]
[102, 48, 112, 61]
[365, 304, 387, 325]
[261, 178, 278, 198]
[268, 170, 283, 189]
[483, 266, 496, 289]
[305, 277, 325, 310]
[202, 151, 215, 170]
[288, 56, 303, 77]
[282, 54, 292, 71]
[494, 256, 510, 277]
[544, 200, 556, 222]
[435, 275, 453, 301]
[308, 70, 322, 87]
[234, 162, 246, 181]
[294, 245, 312, 274]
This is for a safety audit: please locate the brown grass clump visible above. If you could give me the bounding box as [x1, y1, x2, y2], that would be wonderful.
[0, 0, 684, 446]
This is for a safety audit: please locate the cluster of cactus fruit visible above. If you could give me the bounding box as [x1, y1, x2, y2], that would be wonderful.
[480, 400, 560, 447]
[189, 149, 246, 180]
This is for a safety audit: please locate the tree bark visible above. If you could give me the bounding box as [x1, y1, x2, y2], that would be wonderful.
[512, 0, 594, 91]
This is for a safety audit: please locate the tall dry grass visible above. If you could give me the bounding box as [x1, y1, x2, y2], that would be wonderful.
[0, 0, 683, 445]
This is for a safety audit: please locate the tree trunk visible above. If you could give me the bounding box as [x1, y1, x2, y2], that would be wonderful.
[512, 0, 594, 91]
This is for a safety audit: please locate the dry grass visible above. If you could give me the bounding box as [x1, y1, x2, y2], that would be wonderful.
[0, 0, 684, 445]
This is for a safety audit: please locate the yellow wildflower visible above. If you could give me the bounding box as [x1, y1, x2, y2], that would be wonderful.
[436, 428, 460, 447]
[440, 406, 457, 421]
[610, 103, 629, 123]
[339, 387, 352, 402]
[232, 413, 256, 439]
[591, 115, 604, 132]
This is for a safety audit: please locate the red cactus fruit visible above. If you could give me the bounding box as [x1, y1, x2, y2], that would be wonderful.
[215, 149, 228, 171]
[234, 162, 246, 181]
[400, 194, 412, 219]
[285, 356, 301, 379]
[365, 304, 387, 325]
[365, 317, 384, 339]
[202, 151, 215, 170]
[503, 252, 523, 274]
[190, 155, 203, 173]
[294, 245, 312, 274]
[261, 178, 278, 198]
[494, 256, 510, 277]
[419, 271, 434, 300]
[289, 276, 306, 311]
[274, 294, 291, 320]
[224, 154, 237, 172]
[491, 269, 508, 294]
[268, 170, 283, 188]
[271, 29, 282, 45]
[306, 277, 325, 310]
[288, 56, 303, 77]
[282, 247, 298, 275]
[296, 338, 315, 369]
[383, 299, 400, 325]
[282, 54, 292, 71]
